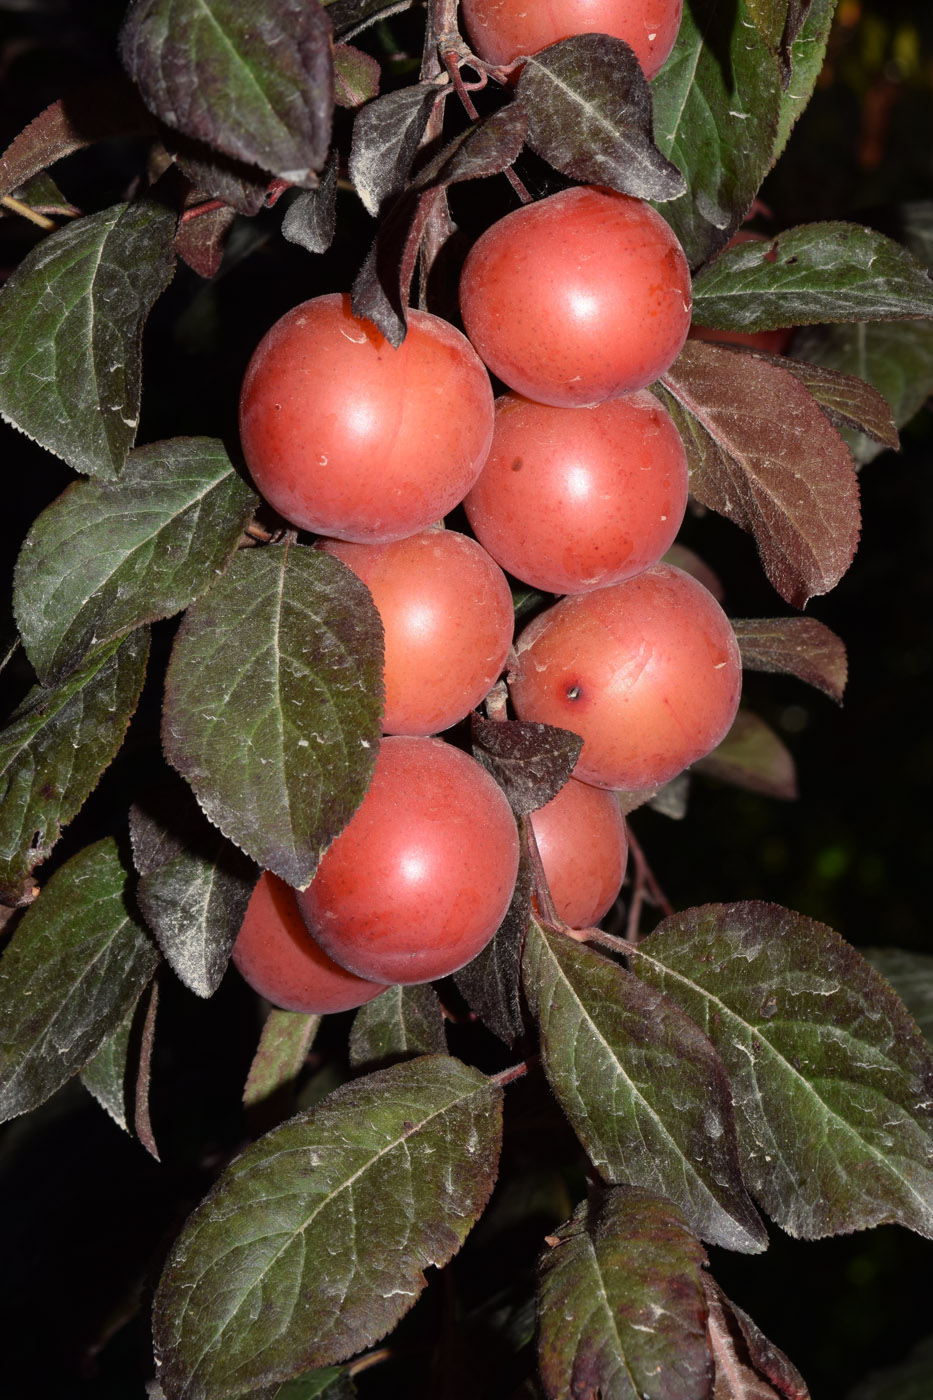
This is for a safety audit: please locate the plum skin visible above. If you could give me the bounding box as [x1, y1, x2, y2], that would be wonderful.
[509, 564, 742, 791]
[460, 0, 684, 80]
[297, 736, 520, 985]
[531, 778, 629, 928]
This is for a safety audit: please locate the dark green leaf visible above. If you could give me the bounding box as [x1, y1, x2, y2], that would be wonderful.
[694, 710, 798, 801]
[80, 993, 138, 1132]
[136, 832, 256, 998]
[522, 921, 767, 1253]
[120, 0, 334, 187]
[0, 77, 153, 201]
[900, 200, 933, 272]
[863, 949, 933, 1050]
[630, 903, 933, 1239]
[773, 0, 838, 159]
[281, 159, 338, 255]
[0, 837, 160, 1123]
[650, 0, 782, 267]
[518, 35, 685, 203]
[243, 1008, 321, 1137]
[732, 616, 847, 703]
[692, 224, 933, 332]
[349, 984, 447, 1069]
[152, 1056, 503, 1395]
[0, 200, 176, 478]
[537, 1187, 711, 1400]
[791, 320, 933, 465]
[333, 44, 380, 108]
[704, 1277, 809, 1399]
[455, 854, 533, 1046]
[162, 542, 384, 888]
[324, 0, 412, 40]
[350, 84, 440, 217]
[470, 715, 582, 817]
[658, 341, 860, 608]
[846, 1336, 933, 1400]
[14, 437, 257, 685]
[0, 629, 149, 904]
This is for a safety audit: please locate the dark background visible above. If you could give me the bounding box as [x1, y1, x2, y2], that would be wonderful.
[1, 1, 932, 1395]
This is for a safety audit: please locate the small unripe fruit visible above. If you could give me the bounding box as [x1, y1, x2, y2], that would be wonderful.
[460, 187, 691, 408]
[531, 778, 628, 928]
[239, 293, 494, 542]
[509, 563, 741, 790]
[461, 0, 683, 80]
[319, 530, 514, 735]
[298, 737, 520, 984]
[232, 872, 388, 1014]
[464, 390, 688, 594]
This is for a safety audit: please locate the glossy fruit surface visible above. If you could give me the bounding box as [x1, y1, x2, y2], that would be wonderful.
[464, 390, 688, 593]
[319, 530, 514, 734]
[509, 563, 741, 790]
[232, 872, 388, 1013]
[531, 778, 628, 928]
[297, 737, 519, 984]
[459, 186, 691, 408]
[461, 0, 683, 79]
[239, 293, 495, 541]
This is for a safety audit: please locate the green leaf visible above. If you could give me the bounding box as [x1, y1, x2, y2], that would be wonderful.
[349, 984, 447, 1069]
[455, 854, 533, 1046]
[0, 629, 149, 904]
[80, 993, 139, 1132]
[0, 837, 160, 1123]
[629, 903, 933, 1239]
[694, 710, 798, 801]
[517, 35, 685, 203]
[766, 354, 899, 451]
[692, 224, 933, 332]
[333, 44, 380, 109]
[791, 320, 933, 465]
[732, 616, 847, 703]
[773, 0, 837, 159]
[658, 341, 861, 608]
[846, 1336, 933, 1400]
[522, 921, 767, 1253]
[243, 1008, 321, 1137]
[152, 1056, 503, 1396]
[162, 542, 384, 888]
[120, 0, 334, 187]
[0, 200, 176, 478]
[650, 0, 782, 267]
[14, 437, 257, 686]
[136, 834, 256, 998]
[537, 1187, 711, 1400]
[863, 949, 933, 1050]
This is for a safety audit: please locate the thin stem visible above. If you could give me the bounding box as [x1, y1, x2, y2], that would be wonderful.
[1, 195, 55, 230]
[625, 825, 674, 942]
[489, 1056, 536, 1089]
[179, 198, 227, 225]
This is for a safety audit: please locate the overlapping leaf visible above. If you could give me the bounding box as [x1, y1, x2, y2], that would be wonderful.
[152, 1056, 503, 1397]
[522, 921, 767, 1253]
[659, 341, 860, 607]
[517, 35, 685, 202]
[791, 320, 933, 465]
[455, 854, 533, 1046]
[80, 992, 139, 1132]
[650, 0, 783, 266]
[767, 356, 898, 451]
[694, 710, 798, 801]
[243, 1009, 321, 1136]
[692, 224, 933, 331]
[773, 0, 836, 157]
[732, 616, 847, 702]
[162, 542, 384, 888]
[471, 715, 582, 816]
[704, 1277, 810, 1399]
[14, 437, 257, 685]
[863, 949, 933, 1049]
[0, 838, 160, 1123]
[324, 0, 412, 40]
[629, 903, 933, 1239]
[349, 984, 447, 1069]
[0, 200, 176, 478]
[350, 84, 440, 217]
[121, 0, 334, 186]
[537, 1187, 711, 1400]
[0, 629, 149, 904]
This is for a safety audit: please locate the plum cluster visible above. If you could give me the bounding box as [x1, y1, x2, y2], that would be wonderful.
[232, 5, 741, 1014]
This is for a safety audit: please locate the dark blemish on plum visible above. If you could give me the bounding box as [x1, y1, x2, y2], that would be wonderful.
[511, 457, 523, 472]
[565, 684, 583, 702]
